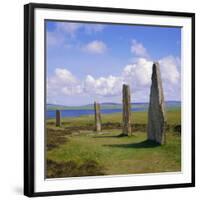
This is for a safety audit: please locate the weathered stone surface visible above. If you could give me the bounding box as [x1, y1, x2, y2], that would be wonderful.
[147, 62, 166, 144]
[122, 84, 132, 136]
[56, 110, 61, 127]
[94, 101, 101, 132]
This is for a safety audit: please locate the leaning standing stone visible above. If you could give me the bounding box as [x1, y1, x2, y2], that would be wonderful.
[94, 101, 101, 132]
[122, 84, 132, 136]
[147, 62, 166, 144]
[56, 110, 61, 127]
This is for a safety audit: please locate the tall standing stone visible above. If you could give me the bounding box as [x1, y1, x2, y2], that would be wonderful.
[56, 110, 61, 127]
[147, 62, 166, 144]
[94, 101, 101, 132]
[122, 84, 132, 136]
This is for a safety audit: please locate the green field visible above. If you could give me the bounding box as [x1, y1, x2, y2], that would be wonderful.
[46, 110, 181, 178]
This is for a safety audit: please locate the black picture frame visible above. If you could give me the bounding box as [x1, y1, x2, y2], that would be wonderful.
[24, 3, 195, 197]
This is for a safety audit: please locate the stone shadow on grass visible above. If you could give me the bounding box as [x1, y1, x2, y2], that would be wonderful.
[103, 140, 160, 149]
[93, 133, 131, 139]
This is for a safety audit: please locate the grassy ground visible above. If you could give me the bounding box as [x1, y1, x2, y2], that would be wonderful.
[47, 110, 181, 128]
[46, 110, 181, 178]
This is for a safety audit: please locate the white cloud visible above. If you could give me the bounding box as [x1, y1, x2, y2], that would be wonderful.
[47, 68, 82, 100]
[47, 22, 105, 48]
[56, 22, 82, 37]
[131, 39, 149, 58]
[47, 31, 64, 46]
[122, 56, 180, 101]
[50, 68, 77, 85]
[123, 58, 153, 88]
[127, 38, 180, 102]
[83, 24, 105, 34]
[56, 22, 105, 37]
[47, 54, 181, 104]
[84, 75, 123, 96]
[159, 55, 180, 84]
[159, 56, 181, 101]
[61, 85, 82, 95]
[82, 40, 107, 54]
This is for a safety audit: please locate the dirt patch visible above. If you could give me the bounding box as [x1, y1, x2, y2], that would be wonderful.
[46, 159, 106, 178]
[46, 122, 181, 151]
[46, 129, 69, 151]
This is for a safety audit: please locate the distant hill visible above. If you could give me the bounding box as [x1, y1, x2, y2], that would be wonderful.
[47, 101, 181, 111]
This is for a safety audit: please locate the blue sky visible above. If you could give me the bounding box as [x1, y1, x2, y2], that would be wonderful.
[46, 20, 181, 106]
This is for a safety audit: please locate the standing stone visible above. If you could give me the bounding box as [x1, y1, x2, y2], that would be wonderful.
[147, 62, 166, 144]
[122, 84, 132, 136]
[56, 110, 61, 127]
[94, 101, 101, 132]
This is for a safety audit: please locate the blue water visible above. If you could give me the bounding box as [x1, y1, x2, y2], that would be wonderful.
[46, 108, 147, 119]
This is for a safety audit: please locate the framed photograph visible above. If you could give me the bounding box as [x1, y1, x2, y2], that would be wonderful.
[24, 3, 195, 197]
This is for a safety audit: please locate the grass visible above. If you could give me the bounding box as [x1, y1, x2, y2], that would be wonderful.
[46, 110, 181, 178]
[47, 110, 181, 127]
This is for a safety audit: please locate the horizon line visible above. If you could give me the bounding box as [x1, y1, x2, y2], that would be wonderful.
[47, 100, 181, 107]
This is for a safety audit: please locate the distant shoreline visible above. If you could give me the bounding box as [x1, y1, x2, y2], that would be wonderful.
[47, 101, 181, 111]
[46, 105, 181, 119]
